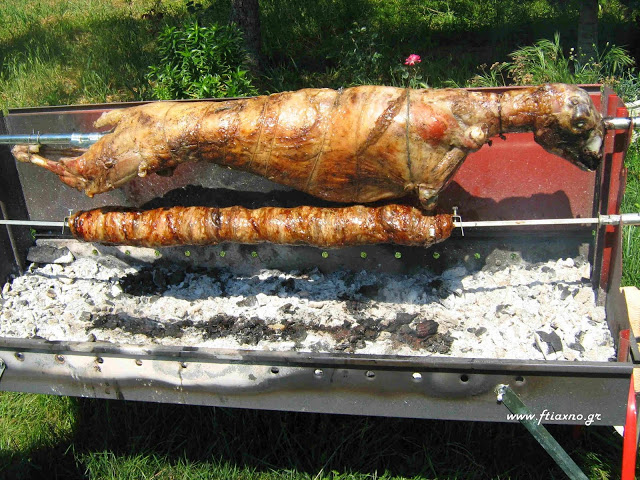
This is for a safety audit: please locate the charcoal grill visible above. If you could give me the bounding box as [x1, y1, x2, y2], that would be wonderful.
[0, 85, 638, 478]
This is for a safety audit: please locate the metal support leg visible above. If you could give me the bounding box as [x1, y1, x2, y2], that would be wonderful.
[621, 375, 638, 480]
[496, 384, 588, 480]
[0, 358, 5, 382]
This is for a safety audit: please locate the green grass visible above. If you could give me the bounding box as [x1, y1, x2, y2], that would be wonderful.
[0, 394, 630, 479]
[1, 0, 640, 478]
[622, 139, 640, 286]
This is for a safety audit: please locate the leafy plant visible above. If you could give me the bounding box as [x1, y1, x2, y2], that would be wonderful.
[147, 21, 258, 100]
[470, 33, 635, 89]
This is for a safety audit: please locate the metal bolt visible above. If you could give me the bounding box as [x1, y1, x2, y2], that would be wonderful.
[365, 370, 375, 379]
[54, 354, 65, 364]
[14, 352, 24, 361]
[96, 357, 104, 364]
[270, 366, 280, 374]
[180, 362, 188, 369]
[314, 369, 324, 377]
[135, 359, 143, 366]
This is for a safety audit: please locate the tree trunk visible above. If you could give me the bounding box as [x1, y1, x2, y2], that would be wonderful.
[577, 0, 599, 62]
[230, 0, 262, 72]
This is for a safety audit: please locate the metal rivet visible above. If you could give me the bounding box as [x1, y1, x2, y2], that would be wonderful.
[180, 362, 188, 369]
[135, 359, 143, 366]
[412, 372, 422, 381]
[96, 357, 104, 364]
[14, 352, 24, 361]
[365, 370, 375, 379]
[460, 374, 469, 383]
[270, 366, 279, 374]
[54, 354, 65, 364]
[314, 369, 324, 377]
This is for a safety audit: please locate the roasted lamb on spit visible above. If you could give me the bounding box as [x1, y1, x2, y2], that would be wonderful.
[13, 84, 603, 210]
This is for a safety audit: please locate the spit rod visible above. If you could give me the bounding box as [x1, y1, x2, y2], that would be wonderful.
[454, 213, 640, 229]
[0, 132, 105, 147]
[1, 213, 640, 231]
[0, 116, 636, 148]
[603, 117, 640, 130]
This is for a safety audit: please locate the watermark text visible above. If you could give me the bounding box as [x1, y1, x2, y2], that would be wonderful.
[506, 409, 602, 426]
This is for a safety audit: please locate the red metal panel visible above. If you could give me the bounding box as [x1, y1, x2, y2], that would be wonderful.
[439, 88, 605, 221]
[599, 99, 631, 290]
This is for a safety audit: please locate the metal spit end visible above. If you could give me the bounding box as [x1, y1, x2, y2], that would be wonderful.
[603, 116, 640, 130]
[495, 384, 508, 402]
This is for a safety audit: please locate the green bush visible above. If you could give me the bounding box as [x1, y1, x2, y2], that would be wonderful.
[470, 33, 635, 90]
[147, 21, 258, 100]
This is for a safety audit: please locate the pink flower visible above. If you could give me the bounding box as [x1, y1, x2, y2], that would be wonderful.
[404, 54, 421, 66]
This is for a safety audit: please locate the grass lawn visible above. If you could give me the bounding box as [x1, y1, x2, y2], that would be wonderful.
[1, 0, 639, 479]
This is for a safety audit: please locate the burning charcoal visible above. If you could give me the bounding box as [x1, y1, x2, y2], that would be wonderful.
[423, 332, 454, 354]
[152, 270, 167, 290]
[237, 295, 258, 307]
[416, 320, 439, 338]
[474, 326, 487, 337]
[536, 330, 563, 354]
[495, 304, 514, 316]
[356, 283, 380, 299]
[280, 278, 297, 293]
[569, 341, 585, 352]
[427, 279, 449, 298]
[163, 319, 193, 338]
[167, 270, 186, 286]
[364, 328, 378, 340]
[395, 312, 418, 324]
[558, 286, 574, 300]
[27, 245, 75, 265]
[279, 303, 297, 315]
[361, 317, 378, 329]
[398, 324, 413, 335]
[345, 300, 366, 313]
[282, 322, 307, 342]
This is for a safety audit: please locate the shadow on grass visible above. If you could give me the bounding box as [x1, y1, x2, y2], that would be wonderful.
[4, 397, 624, 479]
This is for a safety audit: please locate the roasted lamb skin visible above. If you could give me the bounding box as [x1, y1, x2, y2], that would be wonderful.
[13, 84, 604, 207]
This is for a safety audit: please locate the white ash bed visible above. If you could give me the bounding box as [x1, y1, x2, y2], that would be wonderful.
[0, 243, 615, 362]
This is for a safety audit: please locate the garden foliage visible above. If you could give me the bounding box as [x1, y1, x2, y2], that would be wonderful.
[147, 21, 257, 100]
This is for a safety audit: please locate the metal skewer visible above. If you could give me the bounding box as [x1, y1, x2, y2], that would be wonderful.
[454, 213, 640, 229]
[0, 132, 105, 147]
[1, 213, 639, 231]
[0, 117, 636, 148]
